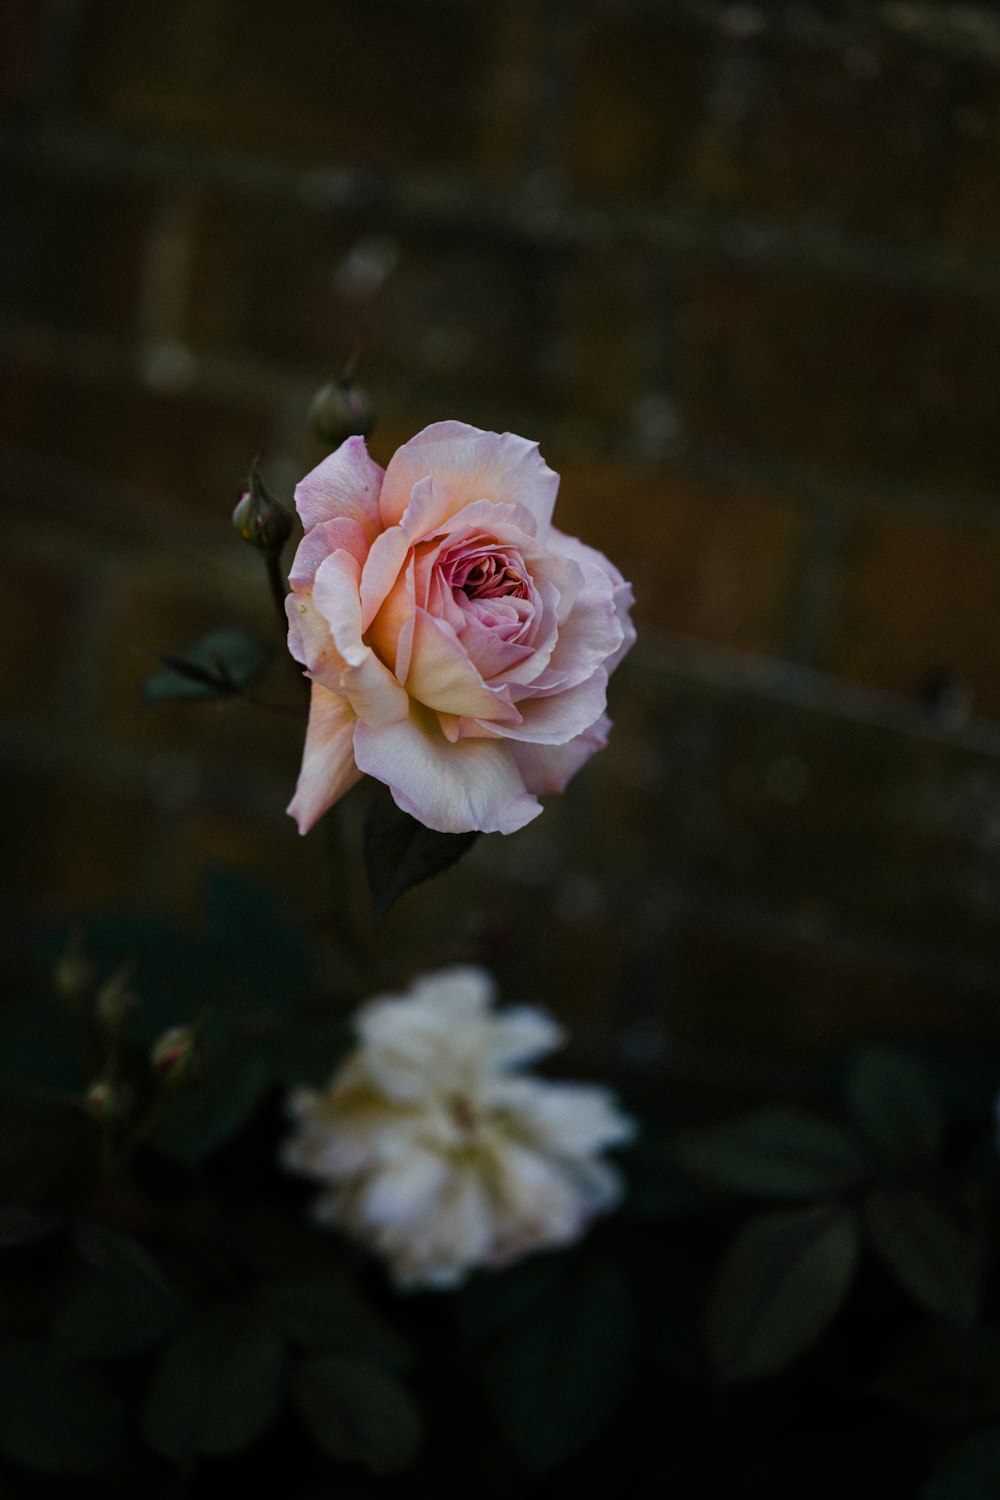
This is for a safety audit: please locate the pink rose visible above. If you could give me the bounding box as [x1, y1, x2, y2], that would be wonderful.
[285, 422, 635, 835]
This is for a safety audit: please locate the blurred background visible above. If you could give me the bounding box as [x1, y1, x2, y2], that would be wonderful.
[4, 0, 1000, 1085]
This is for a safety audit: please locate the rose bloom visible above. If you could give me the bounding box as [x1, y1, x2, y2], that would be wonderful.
[285, 422, 635, 835]
[283, 967, 635, 1289]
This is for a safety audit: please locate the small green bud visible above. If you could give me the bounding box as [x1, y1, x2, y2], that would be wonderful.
[85, 1079, 132, 1120]
[54, 928, 94, 1007]
[150, 1026, 198, 1086]
[95, 964, 137, 1031]
[232, 460, 293, 554]
[309, 378, 376, 447]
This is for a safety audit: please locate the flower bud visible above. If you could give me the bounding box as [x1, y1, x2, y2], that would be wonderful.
[309, 378, 376, 447]
[95, 963, 137, 1031]
[85, 1079, 132, 1120]
[53, 929, 94, 1007]
[232, 460, 293, 554]
[150, 1026, 198, 1086]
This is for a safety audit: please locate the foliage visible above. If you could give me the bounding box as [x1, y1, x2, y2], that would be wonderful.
[2, 875, 999, 1497]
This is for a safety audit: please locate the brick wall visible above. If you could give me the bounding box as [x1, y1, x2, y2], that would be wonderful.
[5, 0, 1000, 1063]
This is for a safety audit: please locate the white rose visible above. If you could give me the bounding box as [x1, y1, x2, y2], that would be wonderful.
[283, 967, 635, 1289]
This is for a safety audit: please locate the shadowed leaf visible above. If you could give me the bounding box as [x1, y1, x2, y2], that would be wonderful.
[865, 1189, 977, 1326]
[363, 785, 480, 920]
[673, 1109, 870, 1200]
[847, 1049, 944, 1170]
[143, 627, 272, 705]
[143, 1304, 286, 1462]
[708, 1204, 860, 1382]
[293, 1354, 422, 1474]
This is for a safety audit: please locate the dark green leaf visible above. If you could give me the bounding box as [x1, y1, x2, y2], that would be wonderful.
[865, 1188, 977, 1326]
[73, 1221, 170, 1292]
[363, 785, 480, 920]
[672, 1109, 870, 1200]
[456, 1255, 564, 1345]
[259, 1277, 413, 1370]
[483, 1253, 636, 1473]
[293, 1354, 422, 1474]
[151, 1047, 274, 1167]
[847, 1049, 944, 1170]
[870, 1323, 1000, 1427]
[618, 1131, 724, 1221]
[708, 1204, 860, 1382]
[143, 627, 273, 705]
[921, 1425, 1000, 1500]
[0, 1339, 125, 1472]
[55, 1268, 183, 1360]
[143, 1304, 287, 1462]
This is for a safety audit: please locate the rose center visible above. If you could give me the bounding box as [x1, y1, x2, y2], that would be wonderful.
[447, 546, 529, 604]
[447, 1095, 477, 1134]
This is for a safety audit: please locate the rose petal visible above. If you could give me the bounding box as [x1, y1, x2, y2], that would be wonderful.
[313, 550, 409, 726]
[360, 526, 412, 632]
[406, 611, 521, 722]
[294, 436, 384, 539]
[285, 590, 340, 686]
[485, 668, 608, 745]
[380, 423, 559, 533]
[289, 517, 370, 590]
[509, 714, 611, 794]
[287, 682, 362, 834]
[354, 707, 542, 834]
[549, 528, 636, 674]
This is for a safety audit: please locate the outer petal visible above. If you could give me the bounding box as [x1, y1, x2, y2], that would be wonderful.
[313, 550, 409, 726]
[287, 682, 362, 834]
[550, 528, 636, 675]
[288, 517, 369, 590]
[294, 436, 384, 540]
[510, 714, 611, 794]
[379, 423, 559, 533]
[487, 668, 608, 745]
[354, 707, 542, 835]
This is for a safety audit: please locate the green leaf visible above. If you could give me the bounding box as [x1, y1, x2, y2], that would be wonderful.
[672, 1109, 870, 1200]
[55, 1268, 183, 1360]
[921, 1425, 1000, 1500]
[456, 1255, 564, 1345]
[864, 1188, 977, 1326]
[847, 1049, 944, 1170]
[293, 1354, 422, 1474]
[483, 1253, 636, 1473]
[708, 1204, 860, 1382]
[150, 1047, 275, 1167]
[259, 1277, 413, 1370]
[363, 785, 480, 920]
[0, 1339, 125, 1472]
[143, 1304, 287, 1462]
[73, 1220, 171, 1292]
[143, 627, 273, 705]
[870, 1323, 1000, 1427]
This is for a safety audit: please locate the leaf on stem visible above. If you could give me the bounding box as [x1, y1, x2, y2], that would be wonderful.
[142, 627, 273, 705]
[362, 785, 480, 920]
[672, 1108, 870, 1200]
[708, 1203, 861, 1382]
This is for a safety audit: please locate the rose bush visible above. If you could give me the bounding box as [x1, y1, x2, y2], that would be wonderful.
[285, 422, 635, 835]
